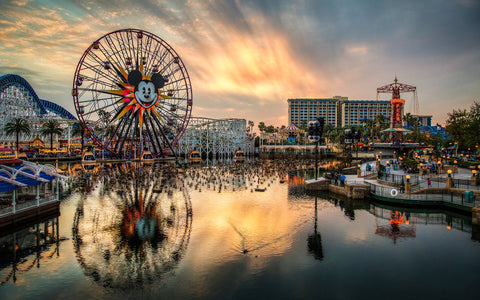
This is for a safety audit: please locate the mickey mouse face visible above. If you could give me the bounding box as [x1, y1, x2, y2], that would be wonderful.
[135, 81, 158, 107]
[128, 69, 165, 109]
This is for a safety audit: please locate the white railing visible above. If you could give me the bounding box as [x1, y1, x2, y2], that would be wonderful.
[0, 206, 13, 216]
[0, 196, 59, 217]
[366, 182, 477, 209]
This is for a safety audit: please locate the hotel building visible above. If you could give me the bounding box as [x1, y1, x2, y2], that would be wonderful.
[288, 96, 391, 128]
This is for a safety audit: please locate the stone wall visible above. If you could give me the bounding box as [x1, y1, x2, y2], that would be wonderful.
[473, 207, 480, 226]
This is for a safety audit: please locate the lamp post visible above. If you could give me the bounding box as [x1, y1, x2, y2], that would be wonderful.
[405, 174, 411, 194]
[447, 169, 453, 189]
[308, 117, 324, 180]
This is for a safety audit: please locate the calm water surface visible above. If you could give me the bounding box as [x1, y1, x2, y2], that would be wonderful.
[1, 161, 479, 300]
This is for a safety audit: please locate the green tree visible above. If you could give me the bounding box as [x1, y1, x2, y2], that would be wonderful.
[258, 122, 266, 133]
[72, 122, 85, 154]
[4, 117, 31, 152]
[40, 119, 63, 151]
[299, 119, 308, 131]
[446, 102, 480, 150]
[265, 125, 275, 133]
[403, 113, 421, 142]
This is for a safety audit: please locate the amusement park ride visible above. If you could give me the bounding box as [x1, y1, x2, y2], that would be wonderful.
[72, 29, 193, 159]
[376, 76, 417, 146]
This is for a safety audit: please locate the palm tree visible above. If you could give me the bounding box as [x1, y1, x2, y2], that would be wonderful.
[4, 117, 31, 152]
[71, 122, 85, 154]
[40, 119, 63, 151]
[404, 113, 420, 142]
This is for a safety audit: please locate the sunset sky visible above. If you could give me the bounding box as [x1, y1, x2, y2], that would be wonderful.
[1, 0, 479, 127]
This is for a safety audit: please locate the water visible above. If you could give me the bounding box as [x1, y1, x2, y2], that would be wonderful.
[1, 161, 479, 299]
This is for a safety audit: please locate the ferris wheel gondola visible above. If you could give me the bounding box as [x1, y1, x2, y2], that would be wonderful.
[72, 29, 193, 158]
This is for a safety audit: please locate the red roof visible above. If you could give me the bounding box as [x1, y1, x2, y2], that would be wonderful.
[0, 158, 23, 165]
[285, 124, 300, 131]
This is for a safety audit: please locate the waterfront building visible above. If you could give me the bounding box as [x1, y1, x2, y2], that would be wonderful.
[341, 100, 391, 127]
[288, 96, 391, 128]
[410, 115, 432, 127]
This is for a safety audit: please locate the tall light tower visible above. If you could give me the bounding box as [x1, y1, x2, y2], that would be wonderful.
[377, 76, 417, 145]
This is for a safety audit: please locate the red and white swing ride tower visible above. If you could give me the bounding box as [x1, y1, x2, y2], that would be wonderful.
[376, 76, 417, 145]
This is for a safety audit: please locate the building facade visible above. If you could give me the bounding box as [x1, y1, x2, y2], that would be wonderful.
[341, 100, 391, 127]
[288, 96, 391, 128]
[412, 115, 432, 127]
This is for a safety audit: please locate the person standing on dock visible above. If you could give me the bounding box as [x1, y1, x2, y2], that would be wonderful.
[427, 177, 431, 188]
[340, 174, 346, 187]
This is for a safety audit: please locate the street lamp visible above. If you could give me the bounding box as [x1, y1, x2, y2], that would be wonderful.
[406, 175, 411, 183]
[447, 169, 452, 177]
[308, 117, 324, 180]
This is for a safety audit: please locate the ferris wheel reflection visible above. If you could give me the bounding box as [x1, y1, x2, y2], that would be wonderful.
[72, 162, 192, 289]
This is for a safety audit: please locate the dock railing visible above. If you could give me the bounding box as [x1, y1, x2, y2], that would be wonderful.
[0, 195, 58, 218]
[365, 181, 479, 211]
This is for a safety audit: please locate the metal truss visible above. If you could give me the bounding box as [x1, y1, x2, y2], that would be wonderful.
[177, 117, 254, 158]
[0, 74, 78, 146]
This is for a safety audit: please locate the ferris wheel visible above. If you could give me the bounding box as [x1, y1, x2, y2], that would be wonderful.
[72, 29, 193, 158]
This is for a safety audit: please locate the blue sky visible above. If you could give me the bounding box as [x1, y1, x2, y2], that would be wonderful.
[1, 0, 479, 126]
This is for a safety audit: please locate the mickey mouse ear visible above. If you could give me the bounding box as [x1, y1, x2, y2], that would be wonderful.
[151, 73, 165, 89]
[128, 70, 143, 86]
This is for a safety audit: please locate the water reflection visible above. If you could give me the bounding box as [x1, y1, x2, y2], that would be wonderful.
[370, 204, 478, 242]
[307, 196, 323, 260]
[0, 214, 62, 286]
[72, 163, 192, 289]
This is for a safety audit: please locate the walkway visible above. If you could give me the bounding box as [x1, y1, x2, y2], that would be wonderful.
[341, 159, 479, 212]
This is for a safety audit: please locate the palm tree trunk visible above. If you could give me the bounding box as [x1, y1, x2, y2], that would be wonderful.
[50, 134, 53, 151]
[16, 131, 19, 152]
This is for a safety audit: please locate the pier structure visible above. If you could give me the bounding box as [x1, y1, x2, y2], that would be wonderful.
[0, 160, 67, 228]
[305, 159, 480, 223]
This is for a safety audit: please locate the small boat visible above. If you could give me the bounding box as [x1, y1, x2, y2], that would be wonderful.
[189, 150, 201, 163]
[81, 151, 96, 164]
[0, 148, 23, 165]
[234, 149, 245, 162]
[255, 187, 266, 192]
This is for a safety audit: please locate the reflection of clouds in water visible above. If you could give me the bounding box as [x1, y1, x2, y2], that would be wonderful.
[72, 163, 192, 289]
[183, 161, 321, 270]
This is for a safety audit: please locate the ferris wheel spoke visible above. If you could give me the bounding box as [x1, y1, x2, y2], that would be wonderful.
[154, 47, 171, 73]
[164, 66, 184, 79]
[151, 112, 178, 158]
[129, 113, 140, 158]
[117, 111, 136, 155]
[103, 34, 129, 73]
[117, 32, 135, 72]
[144, 116, 162, 156]
[80, 101, 118, 117]
[163, 77, 186, 87]
[81, 59, 121, 87]
[77, 73, 119, 90]
[158, 58, 178, 75]
[97, 38, 127, 79]
[144, 37, 158, 72]
[113, 112, 132, 153]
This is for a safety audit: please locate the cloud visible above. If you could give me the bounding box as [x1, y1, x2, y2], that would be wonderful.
[0, 0, 479, 126]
